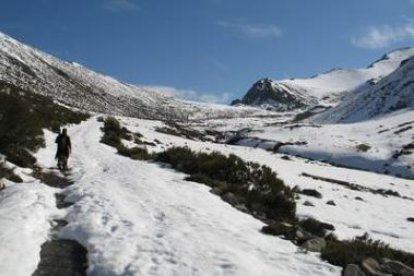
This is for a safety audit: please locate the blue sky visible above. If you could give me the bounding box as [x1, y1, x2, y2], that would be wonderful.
[1, 0, 414, 103]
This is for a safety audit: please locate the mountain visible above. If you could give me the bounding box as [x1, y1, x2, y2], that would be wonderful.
[0, 32, 178, 118]
[0, 31, 266, 121]
[233, 48, 414, 111]
[234, 78, 318, 111]
[2, 32, 414, 276]
[314, 56, 414, 123]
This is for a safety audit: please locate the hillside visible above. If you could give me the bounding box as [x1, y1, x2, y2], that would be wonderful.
[234, 48, 414, 111]
[0, 31, 268, 121]
[314, 56, 414, 123]
[1, 31, 414, 276]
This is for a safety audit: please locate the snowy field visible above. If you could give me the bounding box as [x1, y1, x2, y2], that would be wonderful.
[120, 117, 414, 252]
[1, 115, 413, 276]
[232, 109, 414, 179]
[1, 28, 414, 276]
[30, 118, 340, 275]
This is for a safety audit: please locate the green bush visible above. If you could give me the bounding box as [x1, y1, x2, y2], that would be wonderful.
[4, 148, 37, 168]
[155, 126, 181, 137]
[298, 218, 327, 237]
[101, 117, 131, 147]
[101, 117, 121, 146]
[321, 238, 414, 269]
[155, 122, 203, 140]
[104, 117, 121, 132]
[100, 117, 151, 160]
[0, 81, 89, 167]
[155, 147, 296, 220]
[117, 145, 151, 160]
[0, 162, 23, 183]
[185, 173, 228, 189]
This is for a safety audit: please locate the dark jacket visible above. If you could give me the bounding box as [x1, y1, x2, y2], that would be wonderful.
[55, 134, 71, 158]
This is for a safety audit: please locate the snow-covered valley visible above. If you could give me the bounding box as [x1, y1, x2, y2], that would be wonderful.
[0, 30, 414, 276]
[1, 117, 342, 276]
[232, 109, 414, 179]
[1, 115, 413, 275]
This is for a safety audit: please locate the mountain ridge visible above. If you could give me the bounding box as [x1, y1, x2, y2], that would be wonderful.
[0, 31, 268, 121]
[233, 47, 414, 112]
[314, 55, 414, 123]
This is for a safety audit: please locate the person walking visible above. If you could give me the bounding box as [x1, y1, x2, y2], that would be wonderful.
[55, 128, 72, 170]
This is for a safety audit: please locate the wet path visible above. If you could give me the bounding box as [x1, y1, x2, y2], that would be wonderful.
[32, 170, 88, 276]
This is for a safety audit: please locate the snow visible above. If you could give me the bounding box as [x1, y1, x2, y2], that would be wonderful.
[279, 47, 414, 99]
[0, 180, 60, 276]
[0, 113, 413, 275]
[0, 31, 271, 120]
[314, 56, 414, 123]
[32, 118, 340, 276]
[119, 116, 414, 253]
[234, 109, 414, 179]
[239, 47, 414, 110]
[0, 30, 413, 276]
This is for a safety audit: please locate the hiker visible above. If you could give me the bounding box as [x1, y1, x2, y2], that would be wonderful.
[55, 128, 72, 170]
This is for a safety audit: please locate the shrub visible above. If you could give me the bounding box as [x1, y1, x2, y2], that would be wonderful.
[185, 173, 228, 189]
[101, 117, 121, 146]
[356, 144, 371, 152]
[0, 162, 23, 183]
[155, 126, 181, 137]
[4, 148, 37, 168]
[117, 145, 151, 160]
[101, 117, 132, 147]
[155, 147, 296, 220]
[156, 122, 203, 140]
[299, 218, 328, 237]
[321, 238, 414, 269]
[0, 81, 89, 167]
[100, 117, 153, 161]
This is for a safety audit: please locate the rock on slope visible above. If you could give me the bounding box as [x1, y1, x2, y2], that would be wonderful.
[234, 48, 414, 111]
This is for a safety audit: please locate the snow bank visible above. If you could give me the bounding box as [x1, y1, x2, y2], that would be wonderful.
[0, 180, 60, 276]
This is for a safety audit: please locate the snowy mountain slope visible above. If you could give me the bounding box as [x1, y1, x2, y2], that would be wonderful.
[29, 118, 340, 276]
[0, 31, 268, 120]
[234, 48, 414, 110]
[1, 30, 414, 276]
[314, 56, 414, 123]
[237, 78, 318, 111]
[281, 48, 414, 98]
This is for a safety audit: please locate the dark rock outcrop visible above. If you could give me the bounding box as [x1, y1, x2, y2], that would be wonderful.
[344, 264, 366, 276]
[300, 237, 326, 252]
[233, 78, 315, 111]
[300, 189, 323, 199]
